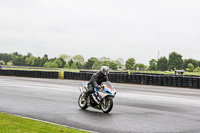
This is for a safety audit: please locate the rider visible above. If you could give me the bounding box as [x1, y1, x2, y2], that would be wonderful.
[82, 66, 109, 99]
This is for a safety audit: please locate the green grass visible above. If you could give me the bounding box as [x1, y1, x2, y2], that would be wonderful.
[184, 72, 200, 76]
[3, 67, 80, 72]
[0, 112, 89, 133]
[126, 70, 200, 76]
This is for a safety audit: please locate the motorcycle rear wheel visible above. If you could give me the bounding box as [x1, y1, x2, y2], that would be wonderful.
[78, 94, 88, 109]
[101, 98, 113, 113]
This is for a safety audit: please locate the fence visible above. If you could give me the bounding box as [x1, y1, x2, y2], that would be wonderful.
[0, 69, 200, 89]
[0, 69, 58, 79]
[64, 71, 200, 89]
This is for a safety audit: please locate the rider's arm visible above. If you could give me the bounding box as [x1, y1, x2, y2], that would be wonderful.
[105, 76, 109, 82]
[91, 74, 101, 89]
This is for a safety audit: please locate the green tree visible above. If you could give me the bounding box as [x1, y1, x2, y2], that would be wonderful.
[135, 63, 146, 71]
[187, 63, 194, 72]
[11, 52, 20, 60]
[44, 62, 50, 68]
[34, 57, 41, 66]
[12, 56, 20, 65]
[51, 62, 58, 68]
[182, 59, 198, 70]
[54, 59, 63, 68]
[25, 56, 36, 66]
[26, 52, 33, 58]
[19, 56, 26, 66]
[157, 57, 168, 71]
[59, 54, 67, 61]
[125, 58, 136, 70]
[71, 62, 78, 69]
[41, 55, 48, 66]
[12, 55, 24, 66]
[0, 60, 5, 65]
[73, 55, 84, 64]
[194, 67, 200, 72]
[44, 61, 58, 68]
[102, 61, 111, 66]
[68, 59, 74, 67]
[149, 59, 157, 71]
[99, 57, 112, 62]
[44, 54, 48, 58]
[109, 61, 118, 70]
[0, 53, 12, 63]
[84, 57, 98, 69]
[59, 54, 71, 62]
[185, 68, 191, 72]
[75, 62, 82, 69]
[168, 52, 183, 70]
[64, 64, 70, 68]
[6, 61, 13, 66]
[57, 58, 66, 68]
[92, 60, 101, 69]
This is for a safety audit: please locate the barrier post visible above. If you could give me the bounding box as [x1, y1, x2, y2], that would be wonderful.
[58, 69, 64, 79]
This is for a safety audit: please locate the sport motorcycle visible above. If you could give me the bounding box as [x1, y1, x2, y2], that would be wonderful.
[78, 81, 116, 113]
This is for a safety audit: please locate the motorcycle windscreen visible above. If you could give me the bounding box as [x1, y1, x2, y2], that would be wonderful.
[102, 81, 114, 89]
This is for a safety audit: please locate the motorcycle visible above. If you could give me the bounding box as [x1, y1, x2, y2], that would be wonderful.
[78, 81, 116, 113]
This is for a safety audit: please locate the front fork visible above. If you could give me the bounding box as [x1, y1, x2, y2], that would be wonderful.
[79, 87, 84, 94]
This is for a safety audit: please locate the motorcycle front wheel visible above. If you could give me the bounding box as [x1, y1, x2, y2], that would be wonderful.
[101, 98, 113, 113]
[78, 94, 88, 109]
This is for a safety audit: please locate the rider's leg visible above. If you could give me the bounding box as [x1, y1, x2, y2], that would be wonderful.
[82, 84, 94, 99]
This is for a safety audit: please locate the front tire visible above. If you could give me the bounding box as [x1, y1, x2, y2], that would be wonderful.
[78, 94, 88, 109]
[101, 98, 113, 113]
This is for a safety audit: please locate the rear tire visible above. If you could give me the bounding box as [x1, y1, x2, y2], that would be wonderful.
[101, 98, 113, 113]
[78, 94, 88, 109]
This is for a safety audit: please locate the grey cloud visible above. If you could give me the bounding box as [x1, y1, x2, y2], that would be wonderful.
[0, 0, 200, 65]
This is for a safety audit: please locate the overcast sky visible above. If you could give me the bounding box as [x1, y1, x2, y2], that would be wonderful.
[0, 0, 200, 65]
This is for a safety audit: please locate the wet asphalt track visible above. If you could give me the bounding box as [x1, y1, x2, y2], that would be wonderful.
[1, 76, 200, 133]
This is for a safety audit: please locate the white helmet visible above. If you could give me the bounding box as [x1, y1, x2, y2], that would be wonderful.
[100, 66, 109, 75]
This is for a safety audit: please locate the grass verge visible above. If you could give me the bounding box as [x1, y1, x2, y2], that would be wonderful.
[0, 112, 89, 133]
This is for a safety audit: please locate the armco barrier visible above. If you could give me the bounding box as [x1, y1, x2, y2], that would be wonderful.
[144, 75, 150, 85]
[149, 75, 154, 85]
[172, 76, 178, 87]
[153, 75, 158, 85]
[163, 75, 168, 86]
[1, 69, 200, 89]
[182, 76, 188, 87]
[192, 77, 199, 88]
[199, 78, 200, 88]
[0, 69, 58, 79]
[167, 75, 173, 86]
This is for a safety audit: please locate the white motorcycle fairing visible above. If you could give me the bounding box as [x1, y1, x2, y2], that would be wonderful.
[78, 81, 116, 113]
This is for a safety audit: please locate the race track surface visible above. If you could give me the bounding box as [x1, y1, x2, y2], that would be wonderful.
[1, 76, 200, 133]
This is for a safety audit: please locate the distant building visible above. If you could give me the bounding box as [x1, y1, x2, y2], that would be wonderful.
[175, 70, 185, 75]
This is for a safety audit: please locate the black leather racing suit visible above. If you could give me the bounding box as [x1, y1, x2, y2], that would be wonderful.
[86, 71, 108, 96]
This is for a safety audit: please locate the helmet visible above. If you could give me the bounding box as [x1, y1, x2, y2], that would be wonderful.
[100, 66, 109, 75]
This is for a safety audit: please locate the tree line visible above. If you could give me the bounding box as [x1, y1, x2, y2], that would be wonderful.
[0, 52, 200, 72]
[148, 52, 200, 72]
[0, 52, 122, 70]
